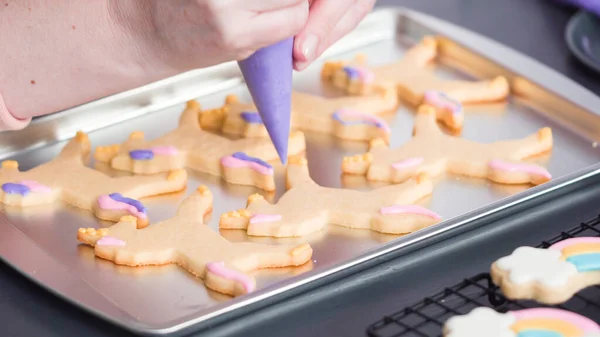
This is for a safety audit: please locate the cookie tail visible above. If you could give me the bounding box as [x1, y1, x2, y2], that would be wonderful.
[58, 131, 91, 162]
[178, 100, 202, 128]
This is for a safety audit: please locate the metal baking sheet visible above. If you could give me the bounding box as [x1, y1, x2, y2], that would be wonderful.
[2, 7, 600, 336]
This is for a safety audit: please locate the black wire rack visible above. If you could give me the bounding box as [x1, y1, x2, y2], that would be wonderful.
[366, 215, 600, 337]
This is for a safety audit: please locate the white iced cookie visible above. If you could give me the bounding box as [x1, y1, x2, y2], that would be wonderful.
[491, 238, 600, 304]
[495, 246, 578, 286]
[444, 307, 600, 337]
[444, 307, 516, 337]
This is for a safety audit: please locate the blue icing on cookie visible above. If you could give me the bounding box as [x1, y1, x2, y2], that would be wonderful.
[240, 111, 263, 124]
[2, 183, 30, 196]
[108, 193, 147, 213]
[129, 149, 154, 160]
[567, 253, 600, 272]
[343, 66, 360, 79]
[231, 152, 272, 169]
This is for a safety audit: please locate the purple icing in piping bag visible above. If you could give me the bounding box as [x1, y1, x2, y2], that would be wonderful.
[240, 111, 263, 124]
[238, 38, 293, 164]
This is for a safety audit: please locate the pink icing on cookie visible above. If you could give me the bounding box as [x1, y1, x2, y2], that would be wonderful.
[355, 67, 375, 83]
[391, 157, 424, 170]
[97, 195, 148, 219]
[220, 156, 274, 175]
[511, 308, 600, 332]
[96, 236, 126, 247]
[334, 109, 391, 133]
[206, 261, 255, 293]
[549, 237, 600, 251]
[424, 90, 462, 115]
[249, 214, 282, 224]
[488, 160, 551, 179]
[379, 205, 441, 219]
[19, 180, 52, 193]
[150, 146, 178, 156]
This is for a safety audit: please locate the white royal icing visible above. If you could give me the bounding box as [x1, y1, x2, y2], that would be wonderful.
[495, 246, 578, 287]
[445, 307, 516, 337]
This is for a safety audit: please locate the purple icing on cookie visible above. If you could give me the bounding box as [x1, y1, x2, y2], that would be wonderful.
[332, 110, 386, 129]
[108, 193, 147, 214]
[231, 152, 272, 169]
[129, 149, 154, 160]
[240, 111, 264, 124]
[2, 183, 30, 196]
[343, 66, 360, 79]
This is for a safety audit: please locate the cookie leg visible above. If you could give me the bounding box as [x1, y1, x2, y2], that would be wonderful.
[204, 242, 313, 296]
[439, 76, 509, 104]
[487, 159, 551, 185]
[370, 211, 441, 234]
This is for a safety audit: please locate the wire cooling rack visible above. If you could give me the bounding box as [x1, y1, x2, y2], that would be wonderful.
[366, 215, 600, 337]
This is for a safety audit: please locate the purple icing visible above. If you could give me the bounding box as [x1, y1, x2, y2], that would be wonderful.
[108, 193, 147, 213]
[2, 183, 30, 196]
[129, 149, 154, 160]
[237, 38, 293, 165]
[332, 111, 385, 129]
[343, 66, 360, 79]
[240, 111, 264, 124]
[231, 152, 272, 169]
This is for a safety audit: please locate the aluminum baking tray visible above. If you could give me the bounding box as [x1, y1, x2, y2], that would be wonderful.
[2, 7, 600, 336]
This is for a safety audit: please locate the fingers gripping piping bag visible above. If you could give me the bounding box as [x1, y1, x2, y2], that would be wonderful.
[238, 38, 293, 164]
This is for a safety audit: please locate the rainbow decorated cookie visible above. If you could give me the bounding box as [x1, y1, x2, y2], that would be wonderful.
[444, 307, 600, 337]
[492, 237, 600, 304]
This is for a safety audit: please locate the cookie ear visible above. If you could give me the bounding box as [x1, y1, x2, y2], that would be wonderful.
[199, 102, 228, 131]
[0, 160, 19, 172]
[178, 100, 202, 127]
[58, 131, 91, 161]
[94, 144, 121, 163]
[320, 60, 345, 80]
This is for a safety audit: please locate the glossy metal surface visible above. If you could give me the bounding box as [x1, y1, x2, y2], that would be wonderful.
[1, 8, 600, 336]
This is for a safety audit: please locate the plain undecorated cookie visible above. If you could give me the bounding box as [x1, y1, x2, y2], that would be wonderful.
[219, 157, 441, 237]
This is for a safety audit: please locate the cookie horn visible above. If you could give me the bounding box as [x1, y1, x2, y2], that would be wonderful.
[238, 38, 293, 164]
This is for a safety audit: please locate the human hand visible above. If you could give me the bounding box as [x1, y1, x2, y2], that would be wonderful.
[292, 0, 376, 71]
[110, 0, 310, 73]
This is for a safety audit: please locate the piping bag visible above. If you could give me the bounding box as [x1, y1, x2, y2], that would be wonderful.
[237, 38, 293, 165]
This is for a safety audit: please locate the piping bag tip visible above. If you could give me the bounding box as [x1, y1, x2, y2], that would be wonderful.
[238, 38, 293, 165]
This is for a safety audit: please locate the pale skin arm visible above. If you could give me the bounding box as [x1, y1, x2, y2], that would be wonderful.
[0, 0, 375, 129]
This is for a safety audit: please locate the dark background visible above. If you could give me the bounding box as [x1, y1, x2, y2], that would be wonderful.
[2, 1, 599, 336]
